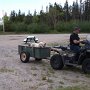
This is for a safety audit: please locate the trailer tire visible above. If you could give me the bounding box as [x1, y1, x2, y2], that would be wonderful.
[20, 51, 30, 63]
[50, 54, 64, 70]
[82, 58, 90, 74]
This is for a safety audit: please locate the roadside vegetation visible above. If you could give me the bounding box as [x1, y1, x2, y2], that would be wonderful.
[56, 86, 90, 90]
[0, 0, 90, 33]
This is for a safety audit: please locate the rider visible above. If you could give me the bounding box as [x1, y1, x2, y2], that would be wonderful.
[70, 27, 81, 53]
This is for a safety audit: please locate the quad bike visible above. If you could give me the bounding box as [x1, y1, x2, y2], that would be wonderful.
[50, 35, 90, 73]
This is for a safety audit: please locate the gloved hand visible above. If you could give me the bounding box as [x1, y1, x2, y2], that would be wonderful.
[80, 40, 87, 44]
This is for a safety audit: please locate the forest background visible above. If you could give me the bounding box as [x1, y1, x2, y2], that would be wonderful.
[0, 0, 90, 33]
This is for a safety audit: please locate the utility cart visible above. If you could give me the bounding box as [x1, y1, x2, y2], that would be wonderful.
[18, 45, 51, 63]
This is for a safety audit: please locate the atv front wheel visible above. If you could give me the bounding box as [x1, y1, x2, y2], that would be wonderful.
[82, 58, 90, 73]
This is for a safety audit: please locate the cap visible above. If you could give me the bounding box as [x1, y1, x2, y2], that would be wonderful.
[74, 27, 80, 31]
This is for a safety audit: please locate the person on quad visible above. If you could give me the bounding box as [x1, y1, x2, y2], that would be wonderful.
[69, 27, 84, 62]
[70, 27, 81, 53]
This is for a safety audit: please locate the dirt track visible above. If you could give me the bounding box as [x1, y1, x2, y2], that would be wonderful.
[0, 34, 90, 90]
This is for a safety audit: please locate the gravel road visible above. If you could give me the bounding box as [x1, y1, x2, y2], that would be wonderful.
[0, 34, 90, 90]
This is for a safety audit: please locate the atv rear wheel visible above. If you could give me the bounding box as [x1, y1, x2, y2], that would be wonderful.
[20, 51, 30, 63]
[82, 58, 90, 73]
[50, 54, 64, 70]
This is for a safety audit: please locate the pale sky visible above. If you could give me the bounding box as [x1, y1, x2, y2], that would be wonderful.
[0, 0, 84, 18]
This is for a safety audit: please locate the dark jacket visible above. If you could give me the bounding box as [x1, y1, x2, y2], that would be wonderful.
[70, 33, 80, 46]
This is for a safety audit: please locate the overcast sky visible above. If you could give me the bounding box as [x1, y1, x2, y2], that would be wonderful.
[0, 0, 84, 18]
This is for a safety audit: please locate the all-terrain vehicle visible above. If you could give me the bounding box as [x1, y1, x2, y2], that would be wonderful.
[50, 35, 90, 73]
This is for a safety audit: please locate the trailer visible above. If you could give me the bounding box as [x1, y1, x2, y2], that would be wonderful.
[18, 45, 51, 63]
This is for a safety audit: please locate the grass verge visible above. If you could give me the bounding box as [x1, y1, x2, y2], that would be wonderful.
[56, 86, 90, 90]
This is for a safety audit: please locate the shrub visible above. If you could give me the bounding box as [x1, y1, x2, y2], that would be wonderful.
[38, 23, 50, 33]
[55, 21, 76, 33]
[55, 21, 90, 33]
[11, 22, 27, 33]
[3, 20, 90, 33]
[27, 23, 38, 33]
[27, 23, 50, 33]
[0, 25, 3, 31]
[79, 21, 90, 33]
[4, 21, 12, 32]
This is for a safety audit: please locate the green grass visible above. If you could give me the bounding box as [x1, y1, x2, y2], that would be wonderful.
[0, 31, 28, 35]
[0, 68, 14, 73]
[0, 31, 17, 35]
[85, 74, 90, 78]
[47, 78, 53, 83]
[42, 76, 47, 80]
[56, 86, 90, 90]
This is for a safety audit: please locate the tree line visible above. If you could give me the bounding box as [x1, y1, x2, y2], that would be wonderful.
[0, 0, 90, 33]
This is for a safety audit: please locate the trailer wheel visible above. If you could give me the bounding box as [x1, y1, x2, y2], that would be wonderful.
[82, 58, 90, 73]
[20, 51, 30, 63]
[50, 54, 64, 70]
[35, 58, 42, 61]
